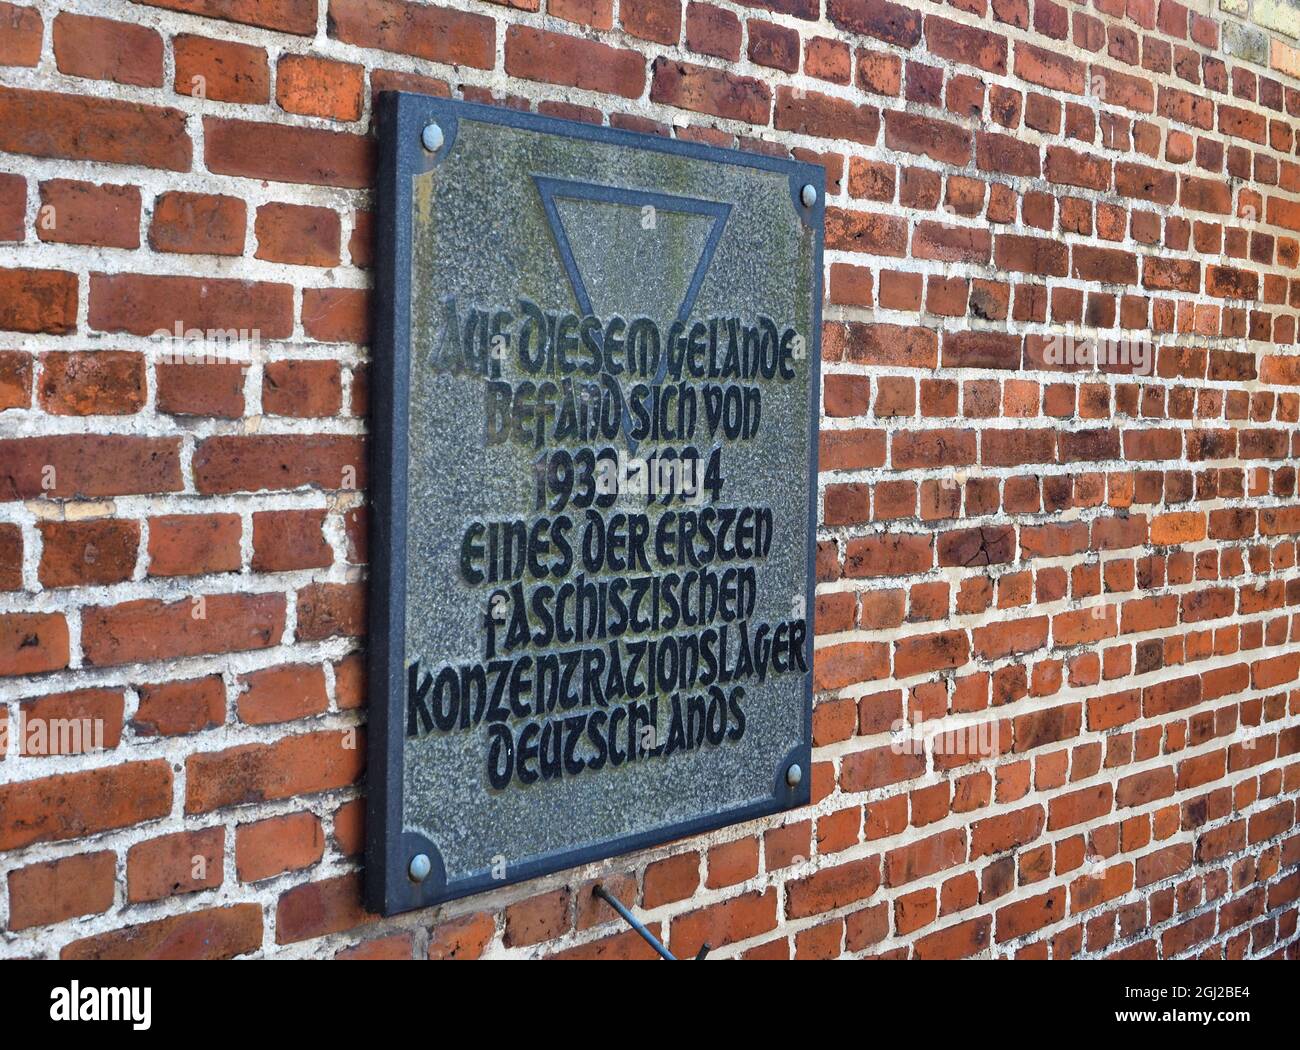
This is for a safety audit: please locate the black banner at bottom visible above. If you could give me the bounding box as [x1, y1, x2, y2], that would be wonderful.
[0, 957, 1291, 1037]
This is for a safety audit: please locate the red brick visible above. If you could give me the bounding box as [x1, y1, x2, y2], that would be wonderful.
[884, 828, 966, 886]
[252, 509, 332, 571]
[707, 838, 760, 887]
[336, 933, 413, 960]
[262, 360, 342, 417]
[506, 25, 644, 99]
[0, 760, 172, 850]
[296, 581, 365, 641]
[0, 2, 42, 67]
[204, 118, 374, 189]
[186, 728, 365, 813]
[1143, 257, 1200, 292]
[651, 58, 771, 123]
[237, 662, 328, 725]
[1015, 41, 1085, 92]
[885, 111, 972, 165]
[327, 0, 494, 68]
[504, 887, 572, 947]
[828, 0, 922, 47]
[814, 640, 889, 690]
[643, 851, 700, 906]
[0, 523, 20, 590]
[236, 811, 325, 882]
[1048, 783, 1113, 830]
[574, 874, 636, 931]
[127, 827, 224, 902]
[0, 612, 70, 676]
[996, 887, 1065, 941]
[926, 14, 1007, 74]
[89, 273, 292, 339]
[174, 33, 269, 104]
[0, 175, 25, 242]
[256, 203, 341, 267]
[148, 514, 242, 577]
[915, 223, 992, 264]
[82, 592, 286, 667]
[428, 912, 496, 959]
[63, 904, 263, 960]
[275, 872, 371, 943]
[0, 268, 78, 335]
[136, 0, 318, 34]
[17, 687, 124, 756]
[37, 180, 140, 249]
[977, 131, 1040, 177]
[38, 350, 145, 415]
[302, 287, 370, 343]
[53, 13, 163, 87]
[149, 192, 246, 256]
[0, 86, 190, 171]
[913, 916, 991, 958]
[132, 675, 226, 738]
[776, 87, 880, 145]
[686, 2, 741, 60]
[1045, 146, 1111, 190]
[624, 0, 682, 43]
[156, 363, 246, 419]
[668, 889, 778, 956]
[971, 805, 1045, 858]
[38, 519, 139, 588]
[194, 435, 365, 494]
[277, 54, 364, 121]
[7, 851, 116, 930]
[748, 19, 799, 72]
[786, 856, 881, 918]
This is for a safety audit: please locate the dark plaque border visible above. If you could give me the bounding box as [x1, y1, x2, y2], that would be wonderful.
[366, 92, 824, 917]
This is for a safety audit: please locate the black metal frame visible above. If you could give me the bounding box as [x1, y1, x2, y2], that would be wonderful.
[365, 93, 824, 917]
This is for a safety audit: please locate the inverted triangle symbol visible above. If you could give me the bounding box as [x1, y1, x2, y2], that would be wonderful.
[533, 175, 731, 327]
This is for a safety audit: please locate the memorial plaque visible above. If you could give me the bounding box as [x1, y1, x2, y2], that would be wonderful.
[366, 94, 823, 916]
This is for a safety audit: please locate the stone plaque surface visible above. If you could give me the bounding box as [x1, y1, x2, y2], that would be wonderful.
[367, 94, 822, 916]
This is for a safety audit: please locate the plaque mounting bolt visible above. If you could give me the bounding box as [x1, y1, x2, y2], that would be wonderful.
[409, 853, 432, 882]
[421, 123, 445, 153]
[786, 763, 803, 787]
[800, 183, 817, 209]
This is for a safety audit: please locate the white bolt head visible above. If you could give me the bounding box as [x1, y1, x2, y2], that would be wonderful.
[409, 853, 432, 882]
[800, 183, 817, 208]
[421, 123, 445, 153]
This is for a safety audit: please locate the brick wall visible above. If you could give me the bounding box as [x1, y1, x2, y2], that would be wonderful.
[1, 0, 1299, 960]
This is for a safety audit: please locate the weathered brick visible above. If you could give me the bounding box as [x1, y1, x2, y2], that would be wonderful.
[7, 852, 116, 930]
[38, 350, 146, 415]
[0, 435, 182, 500]
[149, 192, 246, 256]
[38, 519, 139, 588]
[82, 592, 286, 667]
[186, 729, 364, 813]
[0, 86, 190, 170]
[62, 904, 263, 960]
[53, 13, 164, 87]
[204, 118, 374, 189]
[173, 33, 269, 103]
[37, 180, 141, 249]
[127, 827, 225, 902]
[328, 0, 494, 68]
[89, 273, 292, 338]
[0, 268, 78, 334]
[0, 761, 172, 850]
[236, 811, 325, 882]
[650, 58, 771, 123]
